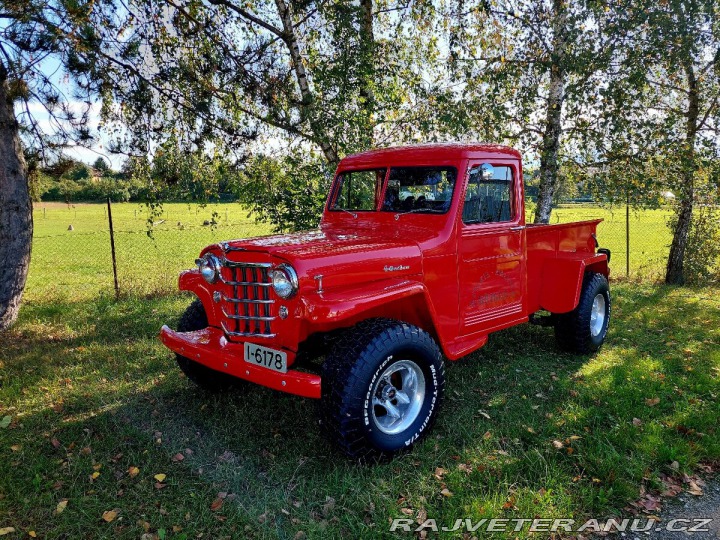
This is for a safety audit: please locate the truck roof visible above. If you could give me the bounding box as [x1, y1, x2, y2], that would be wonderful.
[339, 143, 522, 169]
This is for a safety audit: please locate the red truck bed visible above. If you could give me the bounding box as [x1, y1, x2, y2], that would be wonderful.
[526, 219, 608, 314]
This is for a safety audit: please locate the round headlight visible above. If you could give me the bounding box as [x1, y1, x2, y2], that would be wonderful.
[271, 264, 298, 299]
[196, 254, 221, 284]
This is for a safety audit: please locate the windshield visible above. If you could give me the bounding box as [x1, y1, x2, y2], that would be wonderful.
[381, 167, 457, 214]
[330, 168, 386, 212]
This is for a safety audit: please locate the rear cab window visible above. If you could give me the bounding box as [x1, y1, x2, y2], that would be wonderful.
[381, 167, 457, 214]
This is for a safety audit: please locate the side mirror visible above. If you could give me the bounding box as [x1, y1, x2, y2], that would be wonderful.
[480, 163, 494, 179]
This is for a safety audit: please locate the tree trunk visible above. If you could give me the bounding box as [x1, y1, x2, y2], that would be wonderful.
[358, 0, 376, 149]
[533, 0, 567, 224]
[665, 60, 699, 285]
[274, 0, 339, 165]
[0, 62, 32, 330]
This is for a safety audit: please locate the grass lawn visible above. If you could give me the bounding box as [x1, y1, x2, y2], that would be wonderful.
[2, 282, 719, 538]
[1, 201, 717, 538]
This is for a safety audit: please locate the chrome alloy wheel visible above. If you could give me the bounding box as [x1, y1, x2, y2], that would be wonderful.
[590, 293, 606, 337]
[370, 360, 426, 435]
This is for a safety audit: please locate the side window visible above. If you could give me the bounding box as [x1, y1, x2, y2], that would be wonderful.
[462, 165, 513, 224]
[332, 169, 385, 211]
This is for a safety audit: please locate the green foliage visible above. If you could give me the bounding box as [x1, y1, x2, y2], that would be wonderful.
[235, 154, 331, 233]
[93, 157, 110, 172]
[668, 178, 720, 285]
[683, 205, 720, 285]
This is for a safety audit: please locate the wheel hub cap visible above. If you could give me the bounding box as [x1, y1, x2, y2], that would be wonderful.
[371, 360, 426, 435]
[590, 294, 606, 337]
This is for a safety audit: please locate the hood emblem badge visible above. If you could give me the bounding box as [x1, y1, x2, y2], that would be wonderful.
[314, 275, 324, 293]
[384, 265, 410, 272]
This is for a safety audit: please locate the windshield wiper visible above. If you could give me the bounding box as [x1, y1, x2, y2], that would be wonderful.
[394, 207, 445, 219]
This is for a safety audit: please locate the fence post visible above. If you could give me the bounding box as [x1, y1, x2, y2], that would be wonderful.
[626, 191, 630, 278]
[107, 198, 120, 299]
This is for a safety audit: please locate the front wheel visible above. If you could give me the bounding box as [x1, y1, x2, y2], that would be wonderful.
[176, 299, 237, 392]
[554, 272, 611, 354]
[320, 319, 445, 461]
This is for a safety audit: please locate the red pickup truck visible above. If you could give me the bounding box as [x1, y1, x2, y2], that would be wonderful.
[160, 143, 611, 460]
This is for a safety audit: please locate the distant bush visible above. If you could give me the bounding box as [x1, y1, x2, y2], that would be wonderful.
[40, 176, 155, 203]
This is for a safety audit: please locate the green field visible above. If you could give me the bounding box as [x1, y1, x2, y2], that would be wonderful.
[552, 204, 673, 279]
[2, 202, 718, 539]
[28, 202, 274, 301]
[27, 202, 672, 303]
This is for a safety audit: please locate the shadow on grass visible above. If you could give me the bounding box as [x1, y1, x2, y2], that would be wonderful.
[1, 283, 719, 538]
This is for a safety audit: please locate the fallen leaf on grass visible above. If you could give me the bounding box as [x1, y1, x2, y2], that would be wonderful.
[210, 498, 224, 511]
[154, 483, 166, 490]
[322, 496, 336, 516]
[458, 463, 473, 474]
[172, 453, 185, 462]
[10, 445, 20, 452]
[632, 418, 643, 426]
[91, 471, 100, 479]
[483, 431, 492, 440]
[440, 488, 453, 497]
[51, 437, 60, 448]
[153, 473, 166, 482]
[400, 507, 413, 516]
[0, 416, 10, 428]
[128, 466, 140, 478]
[433, 467, 446, 481]
[0, 528, 15, 536]
[55, 499, 68, 514]
[28, 532, 36, 538]
[687, 481, 703, 496]
[552, 440, 564, 449]
[645, 397, 660, 407]
[102, 510, 118, 522]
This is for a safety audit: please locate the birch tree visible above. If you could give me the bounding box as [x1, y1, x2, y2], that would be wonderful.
[448, 0, 624, 222]
[592, 0, 720, 284]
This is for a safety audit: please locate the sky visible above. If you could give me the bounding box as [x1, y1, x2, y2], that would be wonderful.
[7, 49, 127, 170]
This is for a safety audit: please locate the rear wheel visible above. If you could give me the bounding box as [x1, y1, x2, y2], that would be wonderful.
[176, 299, 236, 392]
[554, 272, 610, 354]
[320, 319, 445, 461]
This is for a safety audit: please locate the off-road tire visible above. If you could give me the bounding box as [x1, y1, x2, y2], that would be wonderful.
[320, 319, 445, 461]
[554, 272, 610, 354]
[176, 299, 236, 392]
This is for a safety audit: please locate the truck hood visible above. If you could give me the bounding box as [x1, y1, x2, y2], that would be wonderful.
[209, 229, 423, 291]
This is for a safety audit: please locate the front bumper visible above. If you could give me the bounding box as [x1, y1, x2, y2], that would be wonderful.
[159, 325, 321, 399]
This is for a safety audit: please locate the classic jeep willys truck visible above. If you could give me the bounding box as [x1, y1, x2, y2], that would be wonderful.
[160, 143, 611, 459]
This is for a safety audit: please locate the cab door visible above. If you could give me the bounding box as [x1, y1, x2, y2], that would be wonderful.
[457, 161, 526, 335]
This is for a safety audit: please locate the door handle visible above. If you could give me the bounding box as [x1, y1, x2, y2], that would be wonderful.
[509, 226, 525, 232]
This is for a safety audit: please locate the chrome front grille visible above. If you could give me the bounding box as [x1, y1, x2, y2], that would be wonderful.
[219, 260, 276, 339]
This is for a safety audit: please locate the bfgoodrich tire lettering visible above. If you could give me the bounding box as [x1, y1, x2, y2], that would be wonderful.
[554, 272, 611, 354]
[320, 319, 445, 461]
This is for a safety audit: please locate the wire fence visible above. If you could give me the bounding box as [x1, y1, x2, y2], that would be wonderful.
[26, 199, 672, 303]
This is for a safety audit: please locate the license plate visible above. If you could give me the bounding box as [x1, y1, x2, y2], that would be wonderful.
[244, 342, 287, 373]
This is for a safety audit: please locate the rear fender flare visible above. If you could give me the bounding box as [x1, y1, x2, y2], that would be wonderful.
[539, 254, 609, 314]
